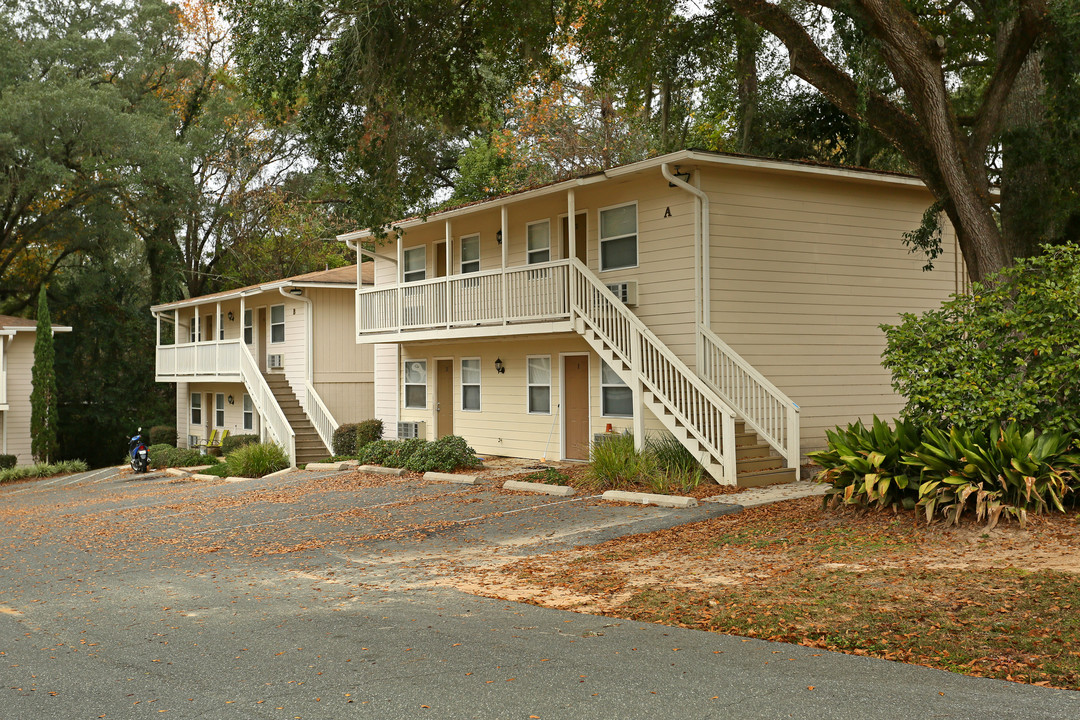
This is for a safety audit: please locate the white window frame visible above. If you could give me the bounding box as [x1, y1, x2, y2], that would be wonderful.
[403, 246, 427, 283]
[190, 393, 202, 425]
[218, 312, 225, 341]
[526, 355, 552, 415]
[459, 234, 480, 274]
[404, 359, 428, 409]
[270, 304, 285, 344]
[527, 220, 551, 265]
[460, 357, 481, 412]
[243, 309, 253, 344]
[598, 201, 638, 272]
[243, 394, 254, 431]
[601, 360, 633, 418]
[188, 315, 196, 344]
[215, 393, 225, 427]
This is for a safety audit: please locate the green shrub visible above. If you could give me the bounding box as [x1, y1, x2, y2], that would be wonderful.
[402, 435, 482, 473]
[226, 442, 289, 478]
[810, 416, 923, 510]
[149, 445, 209, 469]
[221, 433, 258, 454]
[882, 244, 1080, 430]
[200, 463, 231, 478]
[382, 438, 426, 468]
[357, 439, 396, 465]
[149, 425, 177, 447]
[582, 433, 655, 491]
[523, 467, 571, 485]
[0, 454, 16, 470]
[356, 419, 384, 449]
[646, 432, 705, 491]
[333, 423, 363, 456]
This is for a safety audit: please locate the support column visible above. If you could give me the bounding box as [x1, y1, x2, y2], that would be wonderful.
[396, 232, 404, 330]
[445, 220, 453, 328]
[567, 189, 576, 262]
[500, 205, 509, 324]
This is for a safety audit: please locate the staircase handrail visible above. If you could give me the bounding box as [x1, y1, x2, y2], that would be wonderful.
[302, 380, 339, 453]
[698, 325, 800, 468]
[238, 342, 297, 467]
[567, 258, 738, 481]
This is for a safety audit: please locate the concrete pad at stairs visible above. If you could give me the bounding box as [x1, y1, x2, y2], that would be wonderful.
[424, 471, 481, 485]
[304, 462, 348, 472]
[225, 476, 253, 483]
[602, 490, 698, 508]
[163, 468, 189, 477]
[261, 467, 294, 479]
[503, 479, 575, 497]
[189, 473, 219, 481]
[711, 480, 828, 509]
[358, 465, 406, 477]
[178, 465, 214, 472]
[341, 460, 360, 468]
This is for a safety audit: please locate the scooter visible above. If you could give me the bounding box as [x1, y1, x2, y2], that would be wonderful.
[129, 428, 150, 473]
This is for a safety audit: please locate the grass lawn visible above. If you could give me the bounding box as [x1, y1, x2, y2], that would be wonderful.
[449, 496, 1080, 689]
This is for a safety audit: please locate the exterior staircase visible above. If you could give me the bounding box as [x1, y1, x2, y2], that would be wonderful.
[263, 374, 331, 464]
[569, 258, 797, 487]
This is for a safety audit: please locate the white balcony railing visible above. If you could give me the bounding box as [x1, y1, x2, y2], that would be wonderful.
[357, 260, 572, 334]
[156, 339, 242, 378]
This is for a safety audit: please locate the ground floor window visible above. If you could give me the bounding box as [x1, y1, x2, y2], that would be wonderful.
[243, 394, 254, 431]
[527, 356, 551, 414]
[601, 361, 633, 417]
[404, 360, 427, 408]
[215, 393, 225, 427]
[461, 358, 481, 411]
[190, 393, 202, 425]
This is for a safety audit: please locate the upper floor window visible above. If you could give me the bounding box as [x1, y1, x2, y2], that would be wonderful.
[270, 304, 285, 343]
[599, 203, 637, 271]
[218, 312, 225, 340]
[403, 246, 426, 283]
[243, 309, 253, 344]
[527, 220, 550, 264]
[460, 235, 480, 274]
[188, 316, 196, 343]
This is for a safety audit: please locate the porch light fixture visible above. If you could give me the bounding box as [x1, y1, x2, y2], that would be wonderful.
[494, 357, 505, 374]
[496, 230, 502, 245]
[289, 287, 303, 296]
[227, 395, 234, 405]
[227, 311, 234, 321]
[668, 166, 692, 186]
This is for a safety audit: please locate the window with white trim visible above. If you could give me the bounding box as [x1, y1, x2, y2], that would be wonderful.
[243, 309, 253, 344]
[404, 360, 427, 408]
[243, 394, 254, 431]
[403, 246, 426, 283]
[460, 235, 480, 274]
[270, 304, 285, 343]
[215, 393, 225, 427]
[190, 393, 202, 425]
[461, 358, 481, 411]
[599, 203, 637, 271]
[188, 315, 196, 343]
[527, 220, 550, 264]
[601, 361, 633, 417]
[218, 312, 225, 340]
[527, 356, 551, 414]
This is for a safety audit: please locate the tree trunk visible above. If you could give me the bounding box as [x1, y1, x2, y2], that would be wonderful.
[734, 18, 761, 154]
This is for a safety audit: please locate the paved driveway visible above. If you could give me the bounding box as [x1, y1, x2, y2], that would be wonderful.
[1, 468, 1077, 719]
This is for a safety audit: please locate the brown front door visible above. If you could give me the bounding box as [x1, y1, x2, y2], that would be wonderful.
[436, 359, 454, 438]
[561, 213, 588, 264]
[564, 355, 589, 460]
[435, 242, 447, 278]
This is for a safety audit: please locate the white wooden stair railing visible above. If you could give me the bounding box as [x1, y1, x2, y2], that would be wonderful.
[302, 380, 339, 454]
[698, 326, 801, 468]
[567, 258, 739, 483]
[239, 343, 297, 467]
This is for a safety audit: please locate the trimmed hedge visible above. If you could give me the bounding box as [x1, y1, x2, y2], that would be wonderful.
[332, 419, 385, 456]
[358, 435, 481, 473]
[148, 444, 220, 470]
[225, 442, 289, 478]
[221, 433, 258, 454]
[356, 419, 383, 448]
[149, 425, 177, 447]
[0, 454, 16, 470]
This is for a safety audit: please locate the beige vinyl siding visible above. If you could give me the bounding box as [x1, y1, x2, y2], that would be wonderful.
[702, 165, 959, 456]
[180, 383, 251, 443]
[309, 287, 374, 423]
[3, 334, 34, 463]
[397, 336, 662, 459]
[176, 382, 190, 447]
[268, 297, 307, 407]
[374, 344, 399, 438]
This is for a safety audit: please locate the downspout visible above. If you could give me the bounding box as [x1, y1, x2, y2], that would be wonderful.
[279, 286, 313, 385]
[661, 163, 711, 366]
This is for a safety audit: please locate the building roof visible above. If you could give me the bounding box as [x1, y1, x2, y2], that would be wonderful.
[338, 148, 933, 242]
[151, 263, 372, 312]
[0, 314, 73, 333]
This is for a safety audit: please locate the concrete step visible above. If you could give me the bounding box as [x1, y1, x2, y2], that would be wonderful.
[736, 466, 798, 488]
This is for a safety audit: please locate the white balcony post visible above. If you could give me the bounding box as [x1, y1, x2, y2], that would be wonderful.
[194, 308, 200, 343]
[239, 296, 245, 346]
[396, 232, 404, 332]
[155, 312, 160, 347]
[567, 189, 576, 262]
[500, 205, 508, 324]
[445, 220, 452, 329]
[174, 309, 179, 344]
[215, 301, 222, 371]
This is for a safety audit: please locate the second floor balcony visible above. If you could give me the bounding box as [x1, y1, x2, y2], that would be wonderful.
[156, 338, 243, 382]
[356, 259, 575, 341]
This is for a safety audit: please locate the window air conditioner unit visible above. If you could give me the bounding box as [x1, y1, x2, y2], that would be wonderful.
[267, 354, 284, 369]
[397, 421, 426, 439]
[605, 280, 638, 306]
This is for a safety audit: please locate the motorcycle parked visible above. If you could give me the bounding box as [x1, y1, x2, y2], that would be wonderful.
[129, 428, 150, 473]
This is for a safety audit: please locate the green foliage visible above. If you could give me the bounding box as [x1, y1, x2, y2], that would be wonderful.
[149, 445, 216, 470]
[402, 436, 482, 473]
[376, 438, 427, 469]
[149, 426, 177, 447]
[332, 420, 383, 457]
[583, 433, 656, 491]
[0, 460, 88, 485]
[0, 455, 16, 470]
[356, 419, 384, 449]
[225, 442, 289, 478]
[357, 440, 398, 467]
[810, 417, 923, 510]
[523, 467, 571, 485]
[30, 287, 58, 463]
[646, 432, 705, 488]
[221, 433, 259, 455]
[882, 245, 1080, 430]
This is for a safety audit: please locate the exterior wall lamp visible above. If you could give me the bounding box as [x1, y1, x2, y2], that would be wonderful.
[227, 395, 234, 405]
[494, 358, 505, 374]
[496, 230, 502, 245]
[227, 311, 234, 321]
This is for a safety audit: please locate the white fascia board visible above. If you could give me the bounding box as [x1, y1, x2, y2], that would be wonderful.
[681, 150, 928, 189]
[4, 325, 72, 333]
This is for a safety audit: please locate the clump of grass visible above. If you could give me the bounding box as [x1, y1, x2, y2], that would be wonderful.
[583, 432, 707, 493]
[523, 467, 571, 485]
[0, 459, 89, 485]
[645, 432, 705, 493]
[225, 442, 289, 478]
